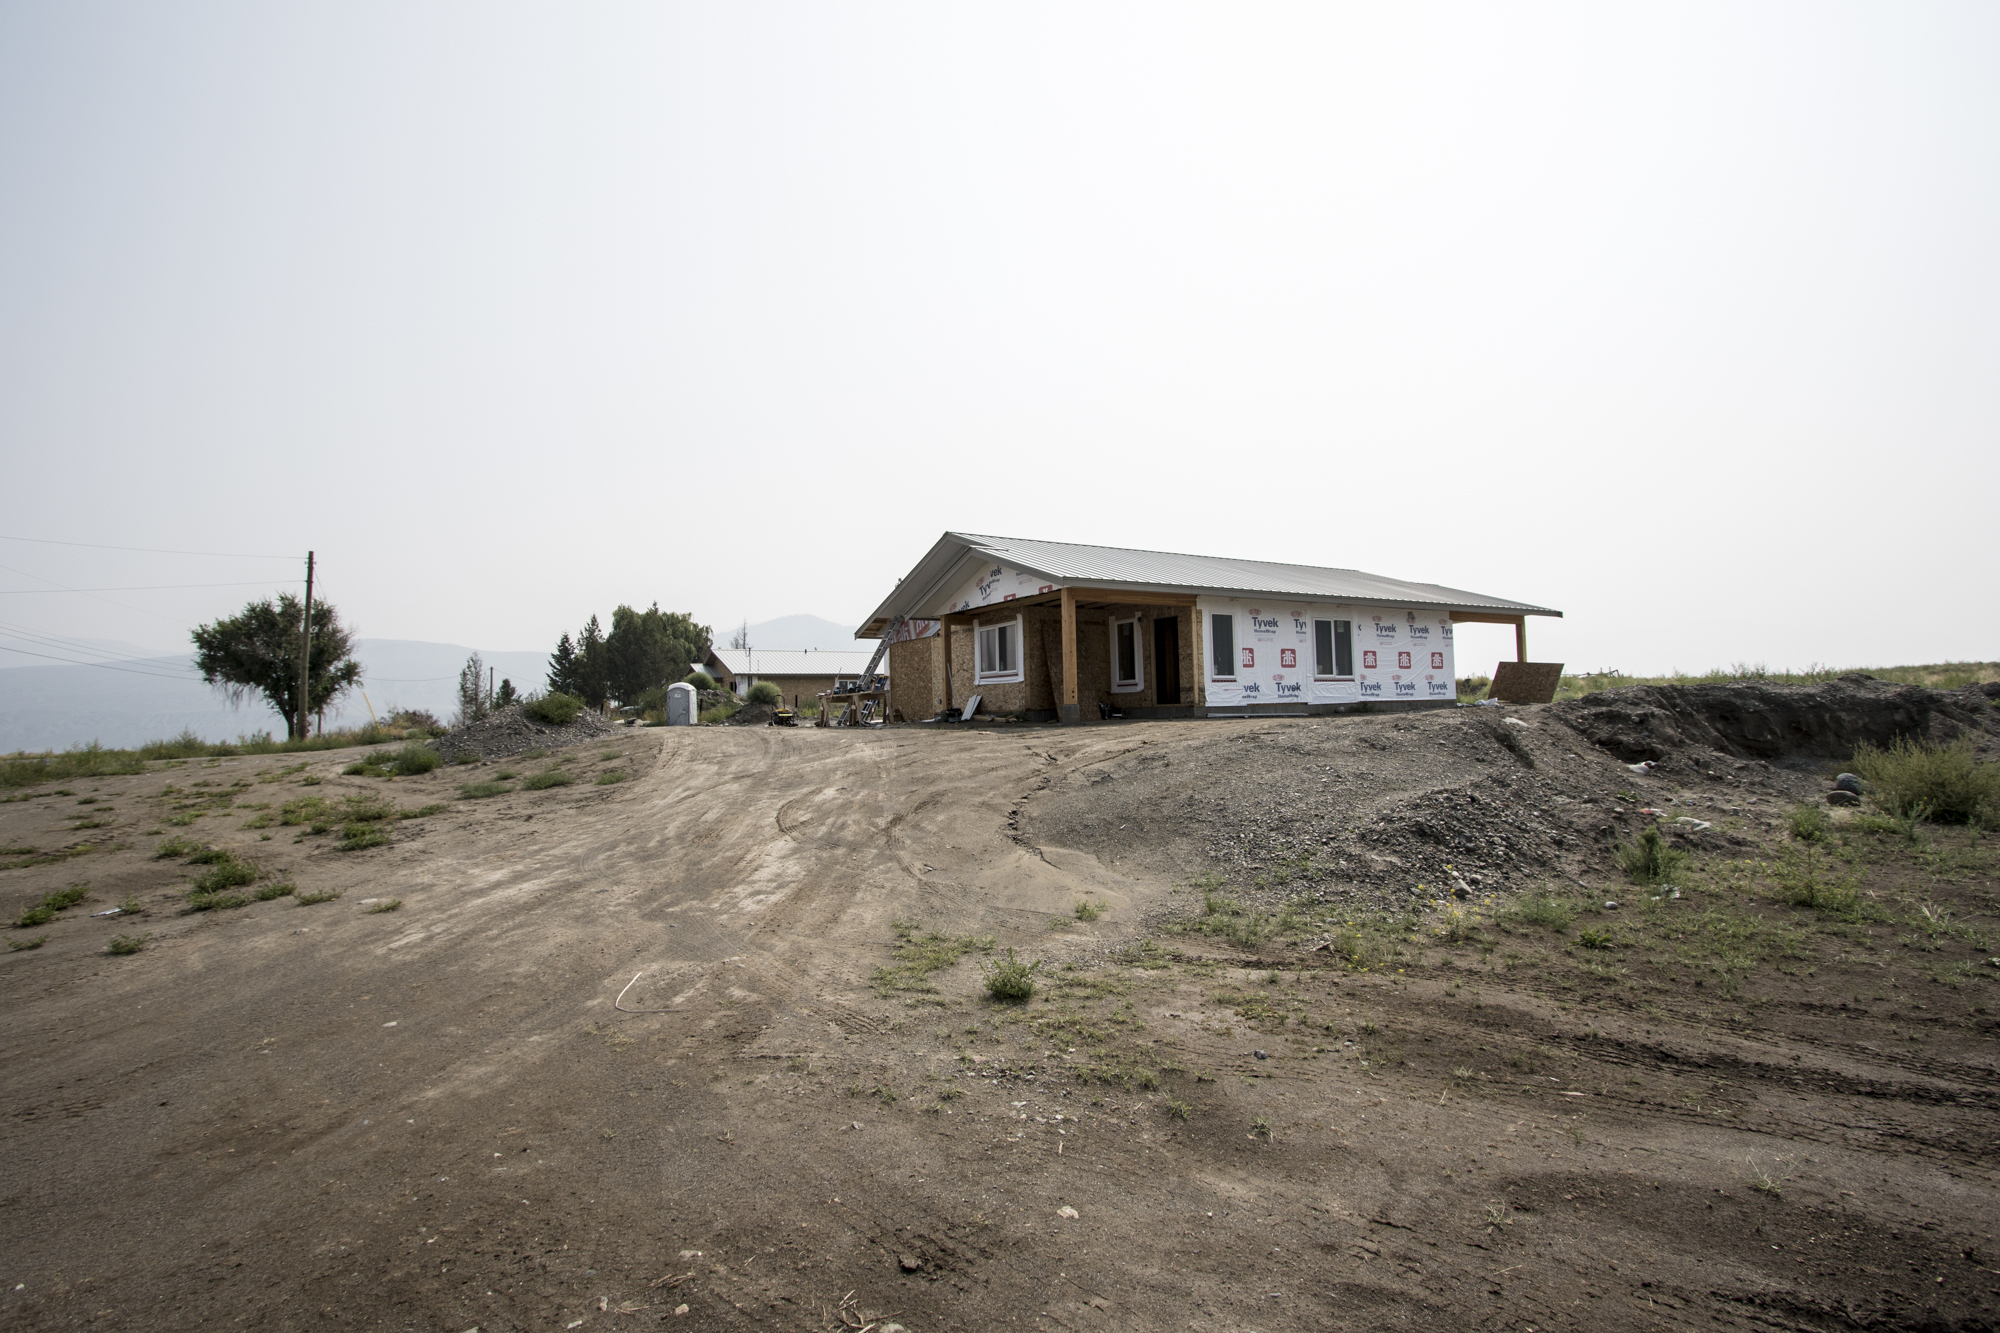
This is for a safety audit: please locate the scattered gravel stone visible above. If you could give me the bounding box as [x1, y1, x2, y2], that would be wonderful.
[432, 703, 619, 762]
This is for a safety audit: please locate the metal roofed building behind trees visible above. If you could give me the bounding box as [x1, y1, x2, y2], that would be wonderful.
[857, 532, 1561, 723]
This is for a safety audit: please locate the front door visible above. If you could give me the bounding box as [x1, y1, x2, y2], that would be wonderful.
[1152, 615, 1181, 708]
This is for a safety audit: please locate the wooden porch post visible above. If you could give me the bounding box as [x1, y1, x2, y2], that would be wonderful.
[1514, 617, 1527, 663]
[1060, 588, 1080, 723]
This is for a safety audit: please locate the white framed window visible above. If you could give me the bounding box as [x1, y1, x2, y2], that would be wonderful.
[1313, 619, 1354, 678]
[1109, 615, 1144, 693]
[974, 616, 1024, 684]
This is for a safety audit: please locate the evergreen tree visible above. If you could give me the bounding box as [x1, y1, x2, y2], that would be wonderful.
[575, 615, 610, 709]
[546, 632, 578, 696]
[455, 652, 488, 727]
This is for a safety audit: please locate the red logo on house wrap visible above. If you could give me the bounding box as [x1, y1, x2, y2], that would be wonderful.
[1362, 650, 1377, 669]
[1280, 648, 1296, 668]
[1241, 647, 1255, 668]
[1431, 652, 1444, 669]
[1398, 651, 1412, 669]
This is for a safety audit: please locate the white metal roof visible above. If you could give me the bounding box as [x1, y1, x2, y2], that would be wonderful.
[707, 648, 885, 678]
[857, 532, 1562, 636]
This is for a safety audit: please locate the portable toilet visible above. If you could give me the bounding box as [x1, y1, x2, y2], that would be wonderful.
[665, 681, 697, 726]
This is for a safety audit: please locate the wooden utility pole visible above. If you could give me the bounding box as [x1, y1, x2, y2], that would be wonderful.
[488, 666, 495, 709]
[297, 551, 315, 741]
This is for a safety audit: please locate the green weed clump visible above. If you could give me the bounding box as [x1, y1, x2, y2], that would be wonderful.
[105, 934, 148, 955]
[595, 770, 626, 785]
[1616, 826, 1686, 885]
[11, 883, 89, 929]
[294, 889, 341, 905]
[1502, 891, 1575, 932]
[522, 769, 574, 790]
[1074, 899, 1104, 922]
[186, 891, 249, 912]
[1852, 736, 1999, 825]
[192, 859, 258, 893]
[1788, 804, 1829, 843]
[981, 948, 1043, 1002]
[1770, 846, 1862, 917]
[253, 882, 295, 901]
[685, 672, 717, 691]
[364, 898, 402, 913]
[746, 681, 783, 706]
[7, 934, 48, 951]
[390, 742, 440, 775]
[154, 837, 205, 859]
[458, 781, 513, 799]
[338, 822, 391, 851]
[522, 693, 586, 726]
[872, 921, 995, 994]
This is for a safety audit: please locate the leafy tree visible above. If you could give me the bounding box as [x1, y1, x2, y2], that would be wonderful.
[496, 678, 516, 708]
[546, 633, 578, 696]
[605, 603, 712, 705]
[456, 652, 488, 727]
[192, 594, 361, 740]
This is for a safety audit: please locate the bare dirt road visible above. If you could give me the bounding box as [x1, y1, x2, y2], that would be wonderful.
[2, 694, 1997, 1332]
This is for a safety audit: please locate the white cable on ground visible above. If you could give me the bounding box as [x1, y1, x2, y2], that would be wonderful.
[614, 972, 674, 1013]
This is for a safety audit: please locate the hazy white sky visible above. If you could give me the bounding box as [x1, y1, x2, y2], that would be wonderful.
[2, 3, 1994, 678]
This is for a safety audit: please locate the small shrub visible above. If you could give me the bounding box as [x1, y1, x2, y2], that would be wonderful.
[193, 860, 258, 893]
[1615, 826, 1686, 885]
[493, 769, 518, 780]
[746, 680, 783, 706]
[523, 769, 574, 790]
[595, 770, 626, 785]
[186, 891, 249, 912]
[1576, 927, 1615, 949]
[12, 904, 56, 929]
[185, 845, 236, 865]
[105, 934, 148, 954]
[1165, 1099, 1193, 1121]
[254, 882, 295, 901]
[294, 889, 341, 905]
[365, 898, 402, 913]
[1250, 1115, 1274, 1140]
[1074, 899, 1104, 922]
[342, 760, 388, 777]
[7, 934, 48, 951]
[1503, 891, 1574, 931]
[458, 781, 513, 799]
[981, 948, 1042, 1002]
[1852, 736, 2000, 825]
[390, 742, 441, 776]
[337, 821, 391, 850]
[1788, 804, 1829, 843]
[522, 693, 586, 726]
[685, 671, 717, 691]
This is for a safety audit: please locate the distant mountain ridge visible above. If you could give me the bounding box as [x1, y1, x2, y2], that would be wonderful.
[0, 640, 548, 753]
[0, 614, 859, 752]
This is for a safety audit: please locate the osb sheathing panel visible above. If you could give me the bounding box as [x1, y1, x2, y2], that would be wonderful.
[942, 603, 1197, 715]
[889, 637, 941, 720]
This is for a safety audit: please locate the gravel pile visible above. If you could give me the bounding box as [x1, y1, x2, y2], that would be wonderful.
[722, 703, 779, 726]
[432, 704, 619, 762]
[1016, 702, 1812, 918]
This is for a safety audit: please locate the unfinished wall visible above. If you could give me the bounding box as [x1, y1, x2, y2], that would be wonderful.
[889, 637, 941, 721]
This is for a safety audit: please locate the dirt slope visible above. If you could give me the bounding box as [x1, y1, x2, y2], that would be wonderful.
[1, 696, 1996, 1332]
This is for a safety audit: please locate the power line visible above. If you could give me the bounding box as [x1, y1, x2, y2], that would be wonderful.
[0, 534, 300, 560]
[0, 581, 301, 594]
[0, 643, 207, 680]
[0, 618, 184, 664]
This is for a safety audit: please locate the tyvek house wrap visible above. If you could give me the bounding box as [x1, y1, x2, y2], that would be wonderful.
[1199, 598, 1455, 707]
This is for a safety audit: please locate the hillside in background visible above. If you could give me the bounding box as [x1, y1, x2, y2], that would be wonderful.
[0, 640, 549, 753]
[740, 613, 861, 650]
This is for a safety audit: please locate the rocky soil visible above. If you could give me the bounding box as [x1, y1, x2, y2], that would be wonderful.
[2, 683, 1996, 1333]
[429, 701, 620, 761]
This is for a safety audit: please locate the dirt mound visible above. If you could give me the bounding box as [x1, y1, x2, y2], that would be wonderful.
[722, 702, 778, 726]
[430, 702, 618, 760]
[1549, 675, 1998, 765]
